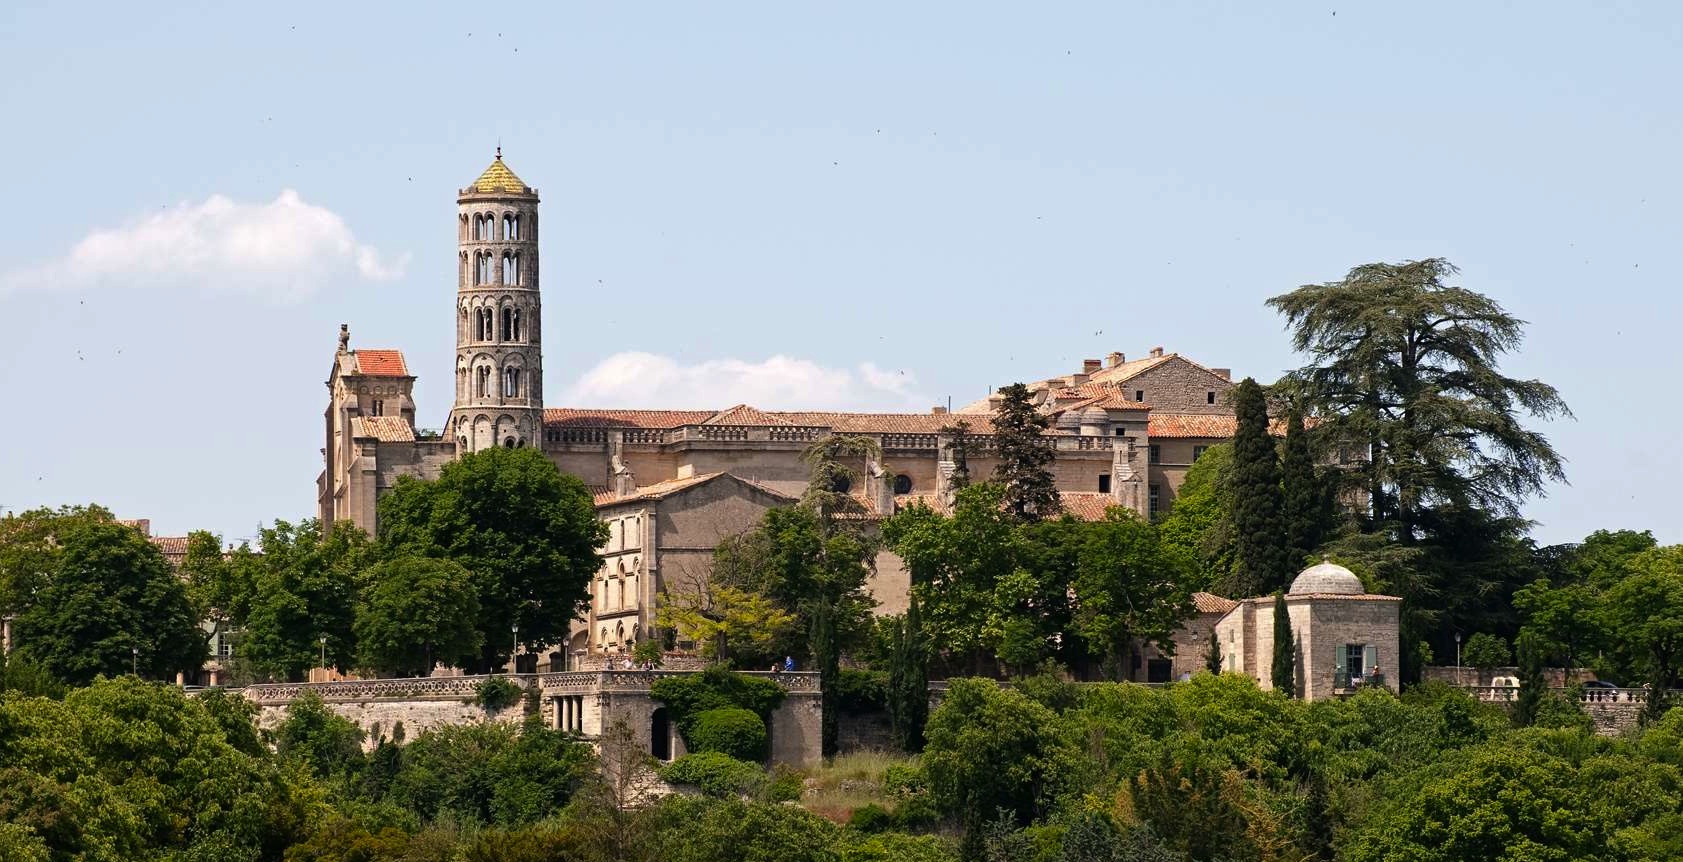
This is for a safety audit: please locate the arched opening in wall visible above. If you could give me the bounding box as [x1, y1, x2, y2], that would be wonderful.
[501, 307, 513, 340]
[650, 707, 672, 760]
[504, 437, 517, 449]
[893, 475, 913, 494]
[475, 253, 491, 285]
[617, 579, 626, 609]
[503, 367, 521, 397]
[830, 475, 852, 493]
[503, 213, 515, 240]
[370, 399, 384, 417]
[472, 215, 481, 241]
[503, 253, 520, 286]
[510, 308, 522, 341]
[510, 214, 521, 240]
[476, 366, 490, 397]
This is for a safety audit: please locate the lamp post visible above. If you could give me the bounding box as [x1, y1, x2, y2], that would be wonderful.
[131, 646, 139, 677]
[1454, 632, 1462, 688]
[511, 623, 519, 674]
[319, 636, 327, 673]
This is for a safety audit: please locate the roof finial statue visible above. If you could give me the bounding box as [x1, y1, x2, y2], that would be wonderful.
[496, 144, 501, 160]
[338, 323, 350, 353]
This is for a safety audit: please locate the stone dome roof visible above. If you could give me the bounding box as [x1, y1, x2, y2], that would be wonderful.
[1288, 558, 1365, 595]
[1078, 405, 1110, 424]
[1056, 410, 1083, 429]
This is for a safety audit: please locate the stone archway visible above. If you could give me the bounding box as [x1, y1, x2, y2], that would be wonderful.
[650, 707, 672, 761]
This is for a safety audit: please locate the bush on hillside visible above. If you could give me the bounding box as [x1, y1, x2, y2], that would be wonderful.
[689, 707, 770, 762]
[657, 751, 766, 799]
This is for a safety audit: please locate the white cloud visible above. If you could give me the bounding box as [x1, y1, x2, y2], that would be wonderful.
[562, 351, 930, 411]
[2, 189, 407, 301]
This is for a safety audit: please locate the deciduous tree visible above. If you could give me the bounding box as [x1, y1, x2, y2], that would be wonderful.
[378, 447, 607, 671]
[354, 557, 482, 676]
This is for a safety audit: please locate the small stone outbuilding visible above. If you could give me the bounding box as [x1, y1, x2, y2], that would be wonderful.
[1213, 560, 1401, 700]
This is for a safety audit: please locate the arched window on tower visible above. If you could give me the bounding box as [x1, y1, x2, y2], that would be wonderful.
[502, 253, 520, 286]
[510, 253, 521, 285]
[510, 308, 522, 341]
[475, 253, 491, 285]
[476, 366, 490, 397]
[503, 367, 521, 398]
[501, 307, 513, 340]
[510, 214, 521, 240]
[503, 214, 515, 241]
[473, 215, 484, 241]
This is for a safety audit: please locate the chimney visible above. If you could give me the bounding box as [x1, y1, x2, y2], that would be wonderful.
[1106, 351, 1125, 368]
[1210, 368, 1231, 381]
[1066, 373, 1089, 388]
[931, 406, 948, 415]
[1149, 346, 1165, 358]
[1082, 358, 1102, 374]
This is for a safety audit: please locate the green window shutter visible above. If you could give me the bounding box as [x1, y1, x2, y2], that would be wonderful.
[1363, 645, 1378, 675]
[1335, 646, 1348, 682]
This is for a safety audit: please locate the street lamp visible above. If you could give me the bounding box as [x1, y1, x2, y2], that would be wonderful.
[1454, 632, 1463, 688]
[131, 646, 139, 677]
[319, 636, 328, 672]
[511, 623, 520, 673]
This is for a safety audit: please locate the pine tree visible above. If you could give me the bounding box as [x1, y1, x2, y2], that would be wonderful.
[1230, 378, 1290, 596]
[1270, 592, 1295, 697]
[1279, 409, 1327, 569]
[1205, 630, 1222, 675]
[992, 383, 1060, 522]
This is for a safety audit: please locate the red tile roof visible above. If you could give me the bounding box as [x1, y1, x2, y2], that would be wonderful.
[592, 473, 798, 508]
[1056, 493, 1115, 522]
[1192, 592, 1240, 614]
[545, 408, 993, 435]
[1148, 413, 1291, 439]
[353, 349, 410, 377]
[352, 416, 417, 442]
[704, 404, 792, 426]
[150, 535, 190, 567]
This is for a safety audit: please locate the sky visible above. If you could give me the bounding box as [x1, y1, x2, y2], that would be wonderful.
[1, 2, 1678, 548]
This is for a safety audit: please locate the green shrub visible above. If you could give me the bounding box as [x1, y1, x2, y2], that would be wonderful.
[650, 665, 787, 726]
[658, 751, 766, 798]
[883, 763, 928, 799]
[764, 763, 805, 803]
[474, 676, 523, 712]
[835, 669, 889, 714]
[848, 803, 893, 833]
[689, 707, 769, 761]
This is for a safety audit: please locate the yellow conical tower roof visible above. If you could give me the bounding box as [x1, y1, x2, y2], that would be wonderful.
[468, 148, 529, 194]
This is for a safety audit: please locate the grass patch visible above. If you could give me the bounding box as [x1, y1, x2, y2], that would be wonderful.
[800, 749, 919, 823]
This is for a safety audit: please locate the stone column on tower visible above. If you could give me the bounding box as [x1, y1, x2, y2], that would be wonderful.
[449, 151, 545, 454]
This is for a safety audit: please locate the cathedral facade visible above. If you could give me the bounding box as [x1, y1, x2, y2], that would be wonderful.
[318, 155, 1248, 665]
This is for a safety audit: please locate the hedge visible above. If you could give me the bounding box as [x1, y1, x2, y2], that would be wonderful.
[689, 707, 769, 762]
[657, 751, 766, 798]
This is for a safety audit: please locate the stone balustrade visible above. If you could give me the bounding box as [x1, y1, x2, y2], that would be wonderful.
[244, 669, 822, 706]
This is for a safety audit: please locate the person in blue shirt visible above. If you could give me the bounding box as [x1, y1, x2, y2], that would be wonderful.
[784, 656, 795, 672]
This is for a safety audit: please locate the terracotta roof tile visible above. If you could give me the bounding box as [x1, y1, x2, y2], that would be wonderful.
[1056, 493, 1115, 522]
[545, 407, 992, 435]
[1148, 413, 1291, 439]
[353, 349, 409, 377]
[1192, 592, 1239, 614]
[704, 405, 792, 426]
[150, 535, 190, 566]
[593, 473, 799, 508]
[545, 409, 716, 429]
[352, 416, 417, 442]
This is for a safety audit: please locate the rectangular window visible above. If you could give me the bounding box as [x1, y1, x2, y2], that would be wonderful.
[1134, 390, 1145, 402]
[1193, 445, 1209, 461]
[1098, 474, 1111, 493]
[1148, 484, 1160, 516]
[1149, 444, 1160, 463]
[1341, 643, 1367, 688]
[1207, 391, 1216, 404]
[1114, 427, 1125, 437]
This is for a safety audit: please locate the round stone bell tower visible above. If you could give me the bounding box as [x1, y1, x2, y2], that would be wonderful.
[449, 150, 544, 454]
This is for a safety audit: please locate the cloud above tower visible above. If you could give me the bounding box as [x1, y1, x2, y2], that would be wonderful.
[562, 351, 929, 412]
[0, 189, 407, 301]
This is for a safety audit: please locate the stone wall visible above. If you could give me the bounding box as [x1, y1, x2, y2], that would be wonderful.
[1127, 358, 1234, 415]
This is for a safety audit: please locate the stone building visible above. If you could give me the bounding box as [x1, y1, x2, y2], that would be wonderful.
[1210, 559, 1401, 700]
[317, 154, 1255, 658]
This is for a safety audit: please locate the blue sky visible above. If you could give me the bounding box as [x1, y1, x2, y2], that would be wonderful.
[1, 2, 1678, 547]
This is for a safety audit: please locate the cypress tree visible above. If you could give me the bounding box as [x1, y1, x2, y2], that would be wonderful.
[1230, 378, 1289, 596]
[1513, 631, 1545, 727]
[887, 596, 930, 752]
[992, 383, 1060, 522]
[1279, 409, 1326, 569]
[1205, 629, 1222, 675]
[941, 420, 973, 490]
[1270, 592, 1296, 697]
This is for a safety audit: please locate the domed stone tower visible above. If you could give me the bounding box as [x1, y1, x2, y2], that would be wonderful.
[449, 150, 544, 454]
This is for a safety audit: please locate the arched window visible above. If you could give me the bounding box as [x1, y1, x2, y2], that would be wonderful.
[893, 474, 913, 494]
[618, 579, 626, 610]
[503, 367, 521, 397]
[510, 214, 521, 240]
[501, 307, 513, 340]
[510, 308, 522, 341]
[503, 214, 515, 241]
[476, 366, 490, 397]
[616, 622, 625, 645]
[502, 253, 519, 286]
[600, 627, 609, 647]
[475, 253, 491, 285]
[504, 437, 516, 449]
